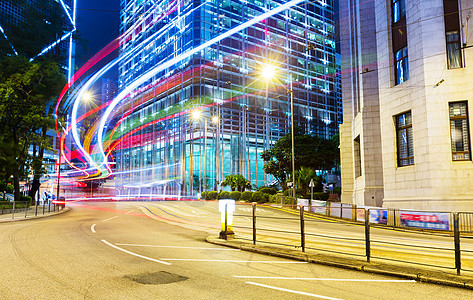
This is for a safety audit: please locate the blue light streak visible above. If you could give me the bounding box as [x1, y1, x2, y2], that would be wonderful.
[97, 0, 305, 168]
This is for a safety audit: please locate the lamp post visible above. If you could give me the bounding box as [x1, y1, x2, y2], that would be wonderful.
[262, 64, 296, 206]
[191, 109, 219, 195]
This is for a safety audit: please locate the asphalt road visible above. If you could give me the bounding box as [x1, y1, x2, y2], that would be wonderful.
[0, 201, 471, 299]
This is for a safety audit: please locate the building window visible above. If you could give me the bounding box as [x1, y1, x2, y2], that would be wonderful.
[395, 46, 409, 85]
[392, 0, 406, 23]
[354, 135, 361, 177]
[449, 102, 470, 161]
[446, 31, 461, 69]
[443, 0, 462, 69]
[396, 111, 414, 167]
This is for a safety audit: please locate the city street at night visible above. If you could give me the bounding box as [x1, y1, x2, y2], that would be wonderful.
[0, 202, 471, 299]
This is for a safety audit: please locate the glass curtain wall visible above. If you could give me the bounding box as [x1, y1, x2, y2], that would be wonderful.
[114, 0, 339, 198]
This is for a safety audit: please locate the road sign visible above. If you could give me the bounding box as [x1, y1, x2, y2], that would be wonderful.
[309, 179, 314, 188]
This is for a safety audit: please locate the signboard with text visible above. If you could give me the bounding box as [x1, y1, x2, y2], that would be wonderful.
[400, 211, 450, 230]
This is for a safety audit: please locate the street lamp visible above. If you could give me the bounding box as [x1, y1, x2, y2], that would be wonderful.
[190, 109, 219, 195]
[262, 63, 296, 207]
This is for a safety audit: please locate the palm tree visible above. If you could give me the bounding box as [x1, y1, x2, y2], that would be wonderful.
[295, 167, 320, 197]
[221, 174, 251, 192]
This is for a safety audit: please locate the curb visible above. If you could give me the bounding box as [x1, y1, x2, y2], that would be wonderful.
[0, 207, 70, 223]
[206, 236, 473, 290]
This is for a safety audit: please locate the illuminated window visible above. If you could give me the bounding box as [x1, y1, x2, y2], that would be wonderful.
[449, 102, 470, 161]
[395, 46, 409, 85]
[446, 31, 462, 69]
[396, 111, 414, 167]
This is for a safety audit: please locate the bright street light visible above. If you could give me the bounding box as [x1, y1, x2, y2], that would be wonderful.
[262, 62, 296, 206]
[191, 109, 202, 121]
[82, 91, 92, 102]
[262, 63, 276, 80]
[211, 115, 219, 124]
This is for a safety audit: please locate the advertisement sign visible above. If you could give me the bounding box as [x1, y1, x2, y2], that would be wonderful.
[369, 209, 388, 224]
[400, 211, 450, 230]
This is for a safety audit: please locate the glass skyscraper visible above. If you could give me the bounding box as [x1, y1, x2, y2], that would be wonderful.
[115, 0, 340, 198]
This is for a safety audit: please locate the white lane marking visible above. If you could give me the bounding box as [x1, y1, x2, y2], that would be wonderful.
[245, 281, 343, 300]
[101, 240, 171, 265]
[124, 210, 135, 215]
[103, 216, 118, 222]
[90, 224, 96, 233]
[115, 243, 240, 250]
[234, 276, 416, 282]
[244, 217, 251, 222]
[159, 259, 307, 263]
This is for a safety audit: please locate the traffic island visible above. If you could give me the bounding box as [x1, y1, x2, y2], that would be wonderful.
[206, 235, 473, 290]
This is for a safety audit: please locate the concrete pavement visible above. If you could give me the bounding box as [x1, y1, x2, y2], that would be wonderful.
[207, 235, 473, 290]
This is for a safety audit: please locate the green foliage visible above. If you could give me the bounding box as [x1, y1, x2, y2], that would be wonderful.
[6, 184, 14, 194]
[229, 191, 241, 201]
[241, 191, 253, 201]
[333, 186, 341, 196]
[251, 191, 270, 203]
[207, 191, 219, 200]
[200, 191, 208, 200]
[221, 174, 252, 192]
[258, 187, 277, 195]
[19, 195, 32, 205]
[313, 192, 330, 201]
[261, 128, 339, 190]
[0, 56, 65, 201]
[219, 191, 231, 199]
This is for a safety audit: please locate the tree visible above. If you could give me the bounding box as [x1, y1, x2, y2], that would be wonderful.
[0, 56, 65, 201]
[293, 167, 322, 198]
[261, 128, 339, 190]
[221, 174, 251, 192]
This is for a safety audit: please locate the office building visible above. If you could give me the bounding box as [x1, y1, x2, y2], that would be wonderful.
[340, 0, 473, 211]
[115, 0, 341, 197]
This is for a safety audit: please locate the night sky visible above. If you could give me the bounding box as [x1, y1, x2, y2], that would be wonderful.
[76, 0, 120, 69]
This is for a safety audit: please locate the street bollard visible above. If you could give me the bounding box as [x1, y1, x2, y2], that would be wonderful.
[219, 199, 235, 240]
[25, 202, 28, 218]
[12, 201, 15, 219]
[453, 213, 461, 275]
[252, 202, 256, 245]
[48, 198, 51, 213]
[365, 209, 371, 262]
[300, 205, 305, 252]
[43, 200, 45, 215]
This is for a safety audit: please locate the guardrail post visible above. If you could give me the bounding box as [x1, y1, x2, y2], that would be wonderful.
[42, 200, 45, 215]
[224, 204, 228, 240]
[300, 205, 305, 252]
[25, 202, 28, 218]
[252, 202, 256, 245]
[35, 199, 38, 216]
[353, 205, 357, 221]
[48, 198, 51, 213]
[365, 209, 371, 262]
[454, 213, 461, 275]
[12, 201, 15, 219]
[327, 201, 331, 217]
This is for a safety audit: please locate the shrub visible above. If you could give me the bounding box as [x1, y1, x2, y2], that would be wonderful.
[207, 191, 219, 200]
[6, 185, 14, 194]
[268, 194, 281, 203]
[229, 191, 241, 201]
[20, 195, 32, 204]
[333, 186, 341, 196]
[251, 191, 270, 203]
[219, 191, 231, 199]
[241, 191, 253, 202]
[200, 191, 208, 200]
[314, 192, 330, 201]
[259, 187, 277, 195]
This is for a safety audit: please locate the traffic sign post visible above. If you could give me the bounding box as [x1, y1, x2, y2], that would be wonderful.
[309, 179, 315, 212]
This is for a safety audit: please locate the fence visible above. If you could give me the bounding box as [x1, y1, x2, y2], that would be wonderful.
[221, 202, 473, 276]
[0, 200, 65, 220]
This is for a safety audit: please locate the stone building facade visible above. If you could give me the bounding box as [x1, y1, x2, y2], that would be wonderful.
[340, 0, 473, 211]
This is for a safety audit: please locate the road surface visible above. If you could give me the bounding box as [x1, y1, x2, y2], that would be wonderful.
[0, 201, 470, 299]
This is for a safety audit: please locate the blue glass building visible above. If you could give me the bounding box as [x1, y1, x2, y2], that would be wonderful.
[115, 0, 340, 198]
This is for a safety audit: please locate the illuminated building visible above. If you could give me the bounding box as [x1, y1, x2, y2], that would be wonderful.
[340, 0, 473, 210]
[115, 0, 340, 197]
[0, 0, 76, 80]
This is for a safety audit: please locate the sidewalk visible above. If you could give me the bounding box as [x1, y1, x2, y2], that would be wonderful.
[206, 236, 473, 290]
[0, 205, 69, 222]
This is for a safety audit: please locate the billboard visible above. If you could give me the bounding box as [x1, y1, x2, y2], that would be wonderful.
[400, 211, 450, 230]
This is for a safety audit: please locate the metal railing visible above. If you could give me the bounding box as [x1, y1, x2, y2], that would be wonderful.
[221, 202, 473, 276]
[0, 200, 66, 220]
